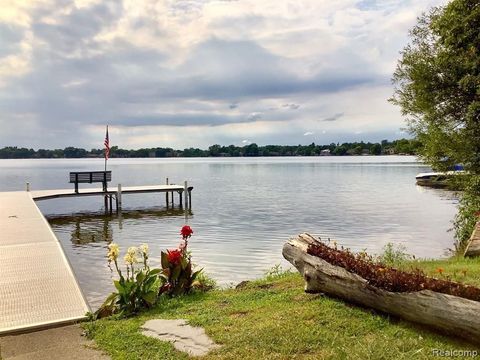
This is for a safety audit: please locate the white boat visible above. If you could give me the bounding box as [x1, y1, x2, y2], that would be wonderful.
[415, 171, 465, 187]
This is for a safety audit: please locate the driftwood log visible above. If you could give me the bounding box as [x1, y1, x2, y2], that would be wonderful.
[283, 233, 480, 344]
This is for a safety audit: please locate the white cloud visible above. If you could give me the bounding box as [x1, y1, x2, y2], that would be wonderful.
[0, 0, 447, 149]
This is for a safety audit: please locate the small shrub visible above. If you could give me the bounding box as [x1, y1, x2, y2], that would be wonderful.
[377, 243, 412, 267]
[193, 271, 217, 292]
[264, 264, 292, 281]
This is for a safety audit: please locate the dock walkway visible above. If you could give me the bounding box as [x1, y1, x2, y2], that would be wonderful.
[0, 191, 90, 335]
[31, 184, 187, 200]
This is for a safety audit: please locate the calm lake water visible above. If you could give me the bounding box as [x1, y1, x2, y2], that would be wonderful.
[0, 156, 458, 308]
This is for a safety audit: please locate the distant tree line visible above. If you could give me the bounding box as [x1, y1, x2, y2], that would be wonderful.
[0, 139, 421, 159]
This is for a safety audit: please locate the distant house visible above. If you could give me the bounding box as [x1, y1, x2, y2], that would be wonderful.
[385, 148, 396, 155]
[320, 149, 331, 156]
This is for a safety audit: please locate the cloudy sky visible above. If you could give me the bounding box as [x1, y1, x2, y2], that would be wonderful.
[0, 0, 445, 150]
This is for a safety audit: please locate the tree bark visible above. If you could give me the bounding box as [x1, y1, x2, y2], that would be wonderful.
[283, 233, 480, 344]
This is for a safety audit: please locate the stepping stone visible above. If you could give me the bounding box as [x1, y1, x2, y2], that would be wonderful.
[141, 319, 220, 357]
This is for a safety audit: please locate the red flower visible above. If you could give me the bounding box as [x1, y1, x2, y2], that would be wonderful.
[180, 225, 193, 239]
[167, 249, 182, 265]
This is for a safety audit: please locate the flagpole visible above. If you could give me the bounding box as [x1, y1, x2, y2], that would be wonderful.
[104, 125, 109, 172]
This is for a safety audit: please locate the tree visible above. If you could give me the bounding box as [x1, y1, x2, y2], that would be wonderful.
[370, 143, 382, 155]
[244, 143, 259, 157]
[390, 0, 480, 174]
[391, 0, 480, 251]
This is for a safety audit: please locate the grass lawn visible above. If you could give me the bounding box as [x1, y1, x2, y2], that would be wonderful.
[84, 257, 480, 360]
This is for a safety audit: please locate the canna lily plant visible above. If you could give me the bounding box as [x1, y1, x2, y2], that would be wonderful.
[96, 243, 163, 318]
[160, 225, 203, 296]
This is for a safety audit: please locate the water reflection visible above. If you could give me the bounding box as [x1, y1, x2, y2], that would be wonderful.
[49, 208, 193, 246]
[48, 207, 194, 309]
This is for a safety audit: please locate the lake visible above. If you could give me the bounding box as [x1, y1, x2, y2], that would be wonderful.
[0, 156, 458, 308]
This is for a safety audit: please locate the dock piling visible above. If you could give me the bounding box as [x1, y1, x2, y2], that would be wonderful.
[26, 182, 30, 192]
[117, 184, 122, 212]
[188, 188, 192, 209]
[184, 181, 189, 209]
[166, 178, 169, 208]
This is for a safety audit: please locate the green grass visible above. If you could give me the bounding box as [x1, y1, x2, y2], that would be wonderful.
[399, 256, 480, 287]
[85, 261, 480, 360]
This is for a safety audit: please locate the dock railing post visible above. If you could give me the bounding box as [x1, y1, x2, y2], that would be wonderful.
[26, 182, 30, 192]
[166, 177, 169, 208]
[117, 184, 122, 213]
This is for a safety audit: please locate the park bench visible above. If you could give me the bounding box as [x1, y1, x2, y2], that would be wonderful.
[69, 171, 111, 193]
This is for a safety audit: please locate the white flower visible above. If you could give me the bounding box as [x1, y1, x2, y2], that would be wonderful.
[124, 246, 138, 265]
[124, 253, 136, 265]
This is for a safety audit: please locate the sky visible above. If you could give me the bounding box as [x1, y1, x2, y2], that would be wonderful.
[0, 0, 446, 150]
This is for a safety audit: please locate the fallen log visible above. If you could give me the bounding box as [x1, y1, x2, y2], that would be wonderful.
[282, 233, 480, 344]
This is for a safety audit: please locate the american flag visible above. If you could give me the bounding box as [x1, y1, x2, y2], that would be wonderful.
[104, 125, 110, 160]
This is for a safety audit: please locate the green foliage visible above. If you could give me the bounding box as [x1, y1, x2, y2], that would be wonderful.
[97, 268, 162, 318]
[160, 250, 202, 296]
[369, 143, 382, 155]
[453, 175, 480, 252]
[192, 271, 217, 292]
[391, 0, 480, 174]
[391, 0, 480, 254]
[377, 243, 412, 267]
[96, 245, 163, 318]
[263, 264, 292, 281]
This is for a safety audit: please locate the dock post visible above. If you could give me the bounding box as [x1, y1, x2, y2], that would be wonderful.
[104, 195, 108, 213]
[184, 181, 188, 209]
[166, 178, 169, 208]
[117, 184, 122, 212]
[26, 182, 30, 192]
[188, 188, 192, 209]
[179, 191, 183, 207]
[109, 195, 113, 215]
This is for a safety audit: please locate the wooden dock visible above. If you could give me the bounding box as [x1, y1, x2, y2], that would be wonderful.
[31, 183, 193, 211]
[0, 191, 90, 334]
